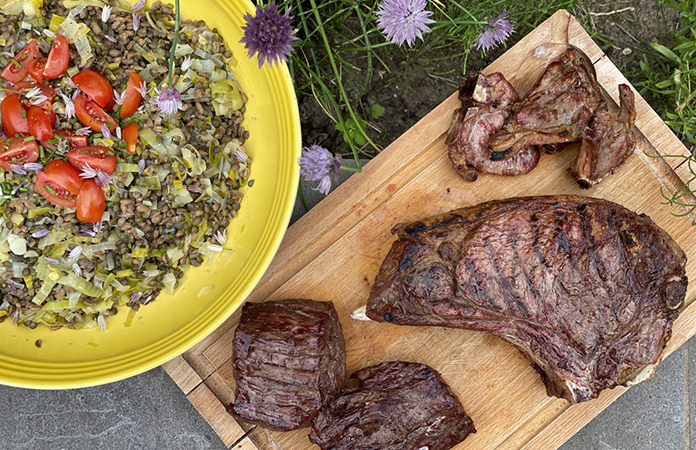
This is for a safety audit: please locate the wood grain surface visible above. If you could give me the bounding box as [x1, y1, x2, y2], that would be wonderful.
[163, 10, 696, 450]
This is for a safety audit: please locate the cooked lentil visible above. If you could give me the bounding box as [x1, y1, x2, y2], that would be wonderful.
[0, 0, 251, 330]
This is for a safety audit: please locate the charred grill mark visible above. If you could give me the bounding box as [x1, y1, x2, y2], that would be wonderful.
[577, 203, 587, 211]
[404, 223, 428, 235]
[607, 209, 616, 227]
[490, 148, 512, 161]
[557, 232, 571, 253]
[558, 130, 570, 137]
[383, 312, 394, 322]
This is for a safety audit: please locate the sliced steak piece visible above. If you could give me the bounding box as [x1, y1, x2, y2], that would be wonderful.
[568, 84, 637, 188]
[446, 73, 540, 181]
[227, 299, 345, 431]
[309, 361, 476, 450]
[366, 196, 687, 403]
[487, 47, 606, 158]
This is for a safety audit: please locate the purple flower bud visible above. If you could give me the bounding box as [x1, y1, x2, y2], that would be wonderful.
[23, 162, 42, 172]
[377, 0, 434, 47]
[10, 164, 26, 175]
[474, 11, 515, 53]
[32, 229, 50, 238]
[157, 88, 183, 116]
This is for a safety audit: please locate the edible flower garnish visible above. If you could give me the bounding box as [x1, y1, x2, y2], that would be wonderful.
[376, 0, 434, 47]
[32, 229, 50, 238]
[101, 5, 112, 23]
[58, 90, 76, 119]
[80, 163, 112, 187]
[298, 144, 342, 195]
[100, 123, 111, 139]
[69, 246, 83, 260]
[75, 126, 92, 136]
[474, 11, 515, 53]
[240, 2, 298, 68]
[97, 315, 106, 332]
[215, 229, 227, 245]
[132, 0, 146, 12]
[157, 0, 183, 116]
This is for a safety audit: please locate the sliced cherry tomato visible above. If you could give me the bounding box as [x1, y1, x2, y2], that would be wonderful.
[119, 72, 144, 119]
[44, 159, 85, 195]
[41, 129, 89, 152]
[74, 94, 117, 133]
[43, 35, 70, 80]
[1, 40, 39, 84]
[27, 106, 53, 141]
[67, 146, 117, 174]
[76, 179, 105, 223]
[27, 58, 47, 83]
[72, 69, 114, 109]
[9, 81, 56, 110]
[34, 171, 78, 208]
[1, 96, 29, 137]
[123, 122, 139, 154]
[0, 137, 39, 171]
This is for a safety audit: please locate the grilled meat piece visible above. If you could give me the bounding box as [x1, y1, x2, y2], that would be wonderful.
[309, 361, 476, 450]
[446, 73, 540, 181]
[487, 47, 606, 158]
[569, 84, 637, 188]
[227, 299, 346, 431]
[366, 196, 687, 403]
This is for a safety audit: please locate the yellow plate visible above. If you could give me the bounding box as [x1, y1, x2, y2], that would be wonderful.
[0, 0, 300, 389]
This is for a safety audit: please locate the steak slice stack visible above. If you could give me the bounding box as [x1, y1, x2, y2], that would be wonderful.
[366, 196, 687, 403]
[228, 299, 345, 430]
[310, 361, 476, 450]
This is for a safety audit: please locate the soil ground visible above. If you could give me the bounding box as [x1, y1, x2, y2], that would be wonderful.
[298, 1, 682, 158]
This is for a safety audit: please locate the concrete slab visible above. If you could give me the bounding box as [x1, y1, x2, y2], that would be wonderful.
[561, 345, 686, 450]
[0, 367, 227, 450]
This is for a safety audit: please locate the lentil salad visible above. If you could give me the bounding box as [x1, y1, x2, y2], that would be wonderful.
[0, 0, 251, 330]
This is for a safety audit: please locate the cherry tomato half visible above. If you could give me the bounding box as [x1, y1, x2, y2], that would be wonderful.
[67, 146, 117, 174]
[74, 94, 117, 133]
[72, 69, 114, 109]
[76, 179, 105, 223]
[43, 35, 70, 80]
[44, 159, 85, 195]
[119, 72, 144, 119]
[34, 171, 78, 208]
[0, 137, 39, 172]
[27, 57, 47, 83]
[41, 129, 89, 152]
[1, 96, 29, 137]
[27, 106, 53, 141]
[1, 40, 39, 84]
[9, 81, 56, 113]
[123, 122, 139, 154]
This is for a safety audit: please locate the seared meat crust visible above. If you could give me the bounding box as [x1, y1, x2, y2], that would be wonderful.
[310, 361, 476, 450]
[228, 299, 345, 431]
[366, 196, 687, 403]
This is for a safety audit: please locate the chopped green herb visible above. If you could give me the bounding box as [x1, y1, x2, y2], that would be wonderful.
[21, 110, 26, 118]
[11, 59, 21, 68]
[44, 185, 56, 195]
[23, 136, 35, 142]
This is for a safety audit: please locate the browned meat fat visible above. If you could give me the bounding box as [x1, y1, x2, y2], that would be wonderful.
[446, 72, 540, 181]
[568, 84, 637, 188]
[227, 299, 345, 431]
[487, 47, 606, 158]
[310, 361, 476, 450]
[366, 196, 687, 403]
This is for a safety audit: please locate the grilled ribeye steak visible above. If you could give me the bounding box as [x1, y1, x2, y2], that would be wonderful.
[228, 299, 345, 431]
[309, 361, 476, 450]
[569, 84, 637, 188]
[487, 47, 606, 158]
[446, 73, 540, 181]
[366, 196, 687, 403]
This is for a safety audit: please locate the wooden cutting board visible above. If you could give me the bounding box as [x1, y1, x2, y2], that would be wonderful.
[163, 10, 696, 450]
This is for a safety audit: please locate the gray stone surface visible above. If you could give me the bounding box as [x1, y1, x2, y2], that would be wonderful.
[561, 339, 690, 450]
[0, 367, 227, 450]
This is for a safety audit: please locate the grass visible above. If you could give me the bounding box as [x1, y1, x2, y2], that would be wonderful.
[276, 0, 577, 168]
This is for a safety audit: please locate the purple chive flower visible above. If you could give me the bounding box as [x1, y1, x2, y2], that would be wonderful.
[105, 35, 118, 43]
[32, 229, 50, 238]
[235, 148, 248, 162]
[58, 90, 76, 119]
[45, 257, 58, 264]
[114, 89, 125, 106]
[187, 184, 201, 193]
[10, 164, 26, 175]
[23, 162, 42, 172]
[75, 126, 91, 136]
[135, 80, 149, 98]
[143, 269, 159, 278]
[80, 227, 97, 237]
[377, 0, 434, 47]
[56, 139, 69, 154]
[298, 144, 342, 196]
[72, 263, 82, 276]
[100, 123, 111, 139]
[97, 315, 106, 332]
[132, 0, 146, 12]
[101, 5, 112, 22]
[10, 185, 19, 195]
[11, 310, 19, 326]
[133, 13, 142, 31]
[130, 292, 143, 303]
[240, 2, 298, 68]
[157, 88, 183, 115]
[138, 159, 146, 175]
[69, 246, 83, 260]
[474, 11, 515, 53]
[115, 126, 122, 140]
[80, 164, 98, 180]
[96, 171, 112, 187]
[181, 55, 193, 72]
[65, 78, 78, 90]
[215, 229, 227, 245]
[207, 243, 223, 252]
